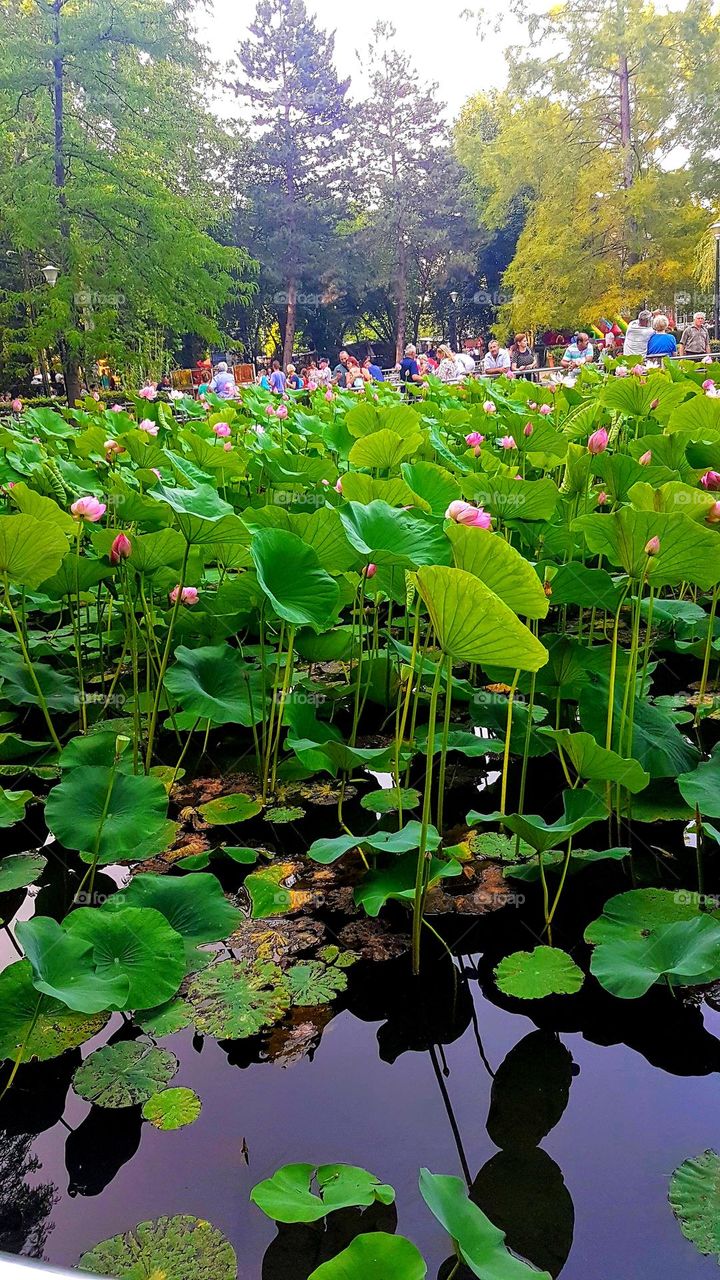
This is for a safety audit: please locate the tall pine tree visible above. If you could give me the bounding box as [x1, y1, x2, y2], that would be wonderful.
[230, 0, 349, 365]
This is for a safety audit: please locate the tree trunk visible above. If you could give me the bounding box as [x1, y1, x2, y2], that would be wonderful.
[618, 52, 634, 190]
[51, 0, 82, 404]
[283, 277, 297, 368]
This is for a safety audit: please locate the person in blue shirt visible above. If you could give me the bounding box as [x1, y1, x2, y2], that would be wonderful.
[398, 343, 421, 386]
[269, 360, 286, 393]
[364, 357, 384, 381]
[560, 333, 594, 369]
[646, 315, 678, 357]
[257, 369, 271, 390]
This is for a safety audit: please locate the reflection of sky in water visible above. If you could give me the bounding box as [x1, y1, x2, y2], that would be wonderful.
[19, 974, 720, 1279]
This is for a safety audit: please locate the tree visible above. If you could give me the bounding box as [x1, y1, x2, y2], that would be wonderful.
[229, 0, 349, 367]
[0, 0, 251, 401]
[456, 1, 716, 330]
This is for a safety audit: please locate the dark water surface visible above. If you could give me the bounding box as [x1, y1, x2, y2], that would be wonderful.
[6, 942, 720, 1280]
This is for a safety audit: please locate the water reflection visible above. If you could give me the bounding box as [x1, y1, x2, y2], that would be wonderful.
[0, 1134, 56, 1256]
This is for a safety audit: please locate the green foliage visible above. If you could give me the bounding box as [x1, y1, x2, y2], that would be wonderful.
[251, 1163, 395, 1223]
[494, 947, 584, 1000]
[142, 1087, 202, 1130]
[669, 1150, 720, 1258]
[72, 1041, 178, 1108]
[419, 1169, 551, 1278]
[78, 1216, 237, 1280]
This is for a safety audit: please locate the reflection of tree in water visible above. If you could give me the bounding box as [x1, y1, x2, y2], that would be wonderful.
[0, 1133, 56, 1257]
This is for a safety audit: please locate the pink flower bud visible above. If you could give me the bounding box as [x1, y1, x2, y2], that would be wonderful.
[150, 468, 162, 480]
[110, 403, 123, 412]
[597, 491, 608, 505]
[335, 478, 343, 494]
[10, 398, 22, 414]
[465, 432, 485, 447]
[700, 470, 720, 491]
[213, 422, 231, 437]
[109, 533, 132, 564]
[71, 496, 106, 522]
[631, 364, 645, 376]
[528, 401, 538, 411]
[483, 400, 496, 414]
[139, 419, 158, 435]
[445, 500, 492, 529]
[499, 435, 516, 450]
[325, 389, 334, 402]
[639, 450, 652, 465]
[587, 428, 608, 455]
[615, 366, 629, 378]
[707, 501, 720, 525]
[702, 379, 715, 390]
[364, 563, 377, 578]
[650, 398, 659, 410]
[223, 440, 232, 452]
[538, 403, 552, 416]
[644, 536, 660, 556]
[169, 585, 199, 606]
[275, 403, 288, 419]
[523, 422, 534, 437]
[265, 404, 276, 416]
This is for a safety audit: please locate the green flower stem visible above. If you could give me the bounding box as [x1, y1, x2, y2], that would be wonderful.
[545, 837, 573, 938]
[436, 654, 453, 835]
[696, 583, 719, 724]
[0, 995, 44, 1101]
[394, 598, 421, 827]
[73, 523, 87, 732]
[270, 625, 295, 795]
[500, 669, 520, 819]
[2, 574, 62, 753]
[605, 582, 631, 751]
[144, 539, 190, 770]
[261, 622, 285, 802]
[412, 657, 444, 975]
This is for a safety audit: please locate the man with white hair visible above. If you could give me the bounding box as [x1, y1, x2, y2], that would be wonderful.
[398, 344, 421, 385]
[679, 312, 710, 358]
[209, 361, 237, 399]
[623, 310, 653, 356]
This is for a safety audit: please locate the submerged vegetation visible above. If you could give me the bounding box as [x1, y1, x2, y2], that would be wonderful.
[0, 359, 720, 1274]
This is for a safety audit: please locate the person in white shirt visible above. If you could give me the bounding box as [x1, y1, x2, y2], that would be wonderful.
[482, 340, 511, 375]
[455, 350, 476, 375]
[436, 345, 459, 383]
[623, 311, 653, 357]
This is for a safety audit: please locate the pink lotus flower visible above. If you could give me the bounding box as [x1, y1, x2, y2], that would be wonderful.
[706, 386, 720, 398]
[150, 468, 162, 480]
[539, 404, 552, 416]
[265, 404, 276, 416]
[700, 470, 720, 491]
[275, 403, 288, 420]
[483, 401, 496, 414]
[499, 436, 516, 450]
[639, 450, 652, 465]
[110, 403, 124, 412]
[364, 563, 377, 578]
[523, 422, 534, 437]
[587, 427, 608, 455]
[644, 536, 660, 556]
[138, 386, 157, 400]
[702, 379, 715, 391]
[335, 478, 343, 494]
[252, 424, 265, 436]
[528, 401, 538, 411]
[631, 364, 645, 376]
[597, 491, 608, 505]
[465, 431, 485, 447]
[213, 422, 231, 437]
[169, 584, 199, 606]
[325, 389, 334, 402]
[10, 398, 22, 414]
[109, 533, 132, 564]
[139, 419, 158, 435]
[707, 501, 720, 524]
[615, 366, 629, 378]
[71, 496, 106, 522]
[703, 355, 714, 364]
[92, 392, 101, 402]
[445, 500, 492, 529]
[104, 438, 124, 456]
[223, 441, 232, 452]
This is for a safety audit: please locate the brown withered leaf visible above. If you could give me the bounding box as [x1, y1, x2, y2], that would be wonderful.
[227, 916, 326, 965]
[263, 1006, 335, 1066]
[338, 919, 410, 962]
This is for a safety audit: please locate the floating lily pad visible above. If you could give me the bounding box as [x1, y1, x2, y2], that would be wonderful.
[78, 1215, 237, 1280]
[0, 787, 33, 829]
[669, 1149, 720, 1257]
[136, 997, 195, 1037]
[142, 1087, 201, 1131]
[251, 1162, 395, 1223]
[0, 851, 46, 893]
[0, 960, 108, 1063]
[468, 832, 535, 862]
[286, 957, 350, 1007]
[308, 1233, 426, 1279]
[494, 947, 584, 999]
[360, 787, 420, 814]
[187, 958, 290, 1039]
[73, 1041, 178, 1108]
[265, 805, 305, 823]
[199, 792, 262, 825]
[100, 872, 241, 946]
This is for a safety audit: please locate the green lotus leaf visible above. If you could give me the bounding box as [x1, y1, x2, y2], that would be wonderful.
[446, 523, 549, 620]
[468, 475, 559, 523]
[0, 850, 46, 891]
[251, 527, 340, 632]
[142, 1086, 201, 1130]
[165, 644, 268, 726]
[187, 958, 290, 1038]
[78, 1215, 237, 1280]
[136, 997, 194, 1036]
[589, 916, 720, 998]
[0, 960, 108, 1062]
[538, 728, 650, 793]
[574, 509, 720, 590]
[244, 865, 294, 918]
[308, 1233, 426, 1280]
[494, 947, 584, 999]
[355, 852, 461, 918]
[251, 1163, 395, 1225]
[0, 513, 70, 588]
[0, 652, 77, 711]
[543, 562, 624, 612]
[154, 482, 243, 544]
[579, 680, 700, 779]
[419, 1169, 550, 1279]
[73, 1040, 178, 1107]
[100, 872, 240, 945]
[669, 1150, 720, 1257]
[265, 805, 305, 823]
[199, 792, 262, 824]
[339, 499, 451, 568]
[401, 460, 461, 515]
[584, 887, 709, 945]
[0, 786, 33, 829]
[45, 765, 170, 862]
[349, 427, 423, 470]
[507, 846, 629, 881]
[64, 906, 186, 1010]
[8, 482, 76, 533]
[16, 915, 129, 1014]
[415, 566, 548, 671]
[468, 788, 606, 856]
[39, 553, 115, 597]
[678, 743, 720, 817]
[468, 832, 534, 861]
[360, 787, 420, 814]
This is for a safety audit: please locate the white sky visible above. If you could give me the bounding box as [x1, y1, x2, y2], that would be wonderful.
[198, 0, 520, 120]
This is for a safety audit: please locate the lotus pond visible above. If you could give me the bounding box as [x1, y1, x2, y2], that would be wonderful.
[1, 363, 720, 1279]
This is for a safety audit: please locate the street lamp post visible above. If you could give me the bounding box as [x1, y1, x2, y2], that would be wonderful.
[449, 290, 458, 351]
[711, 222, 720, 343]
